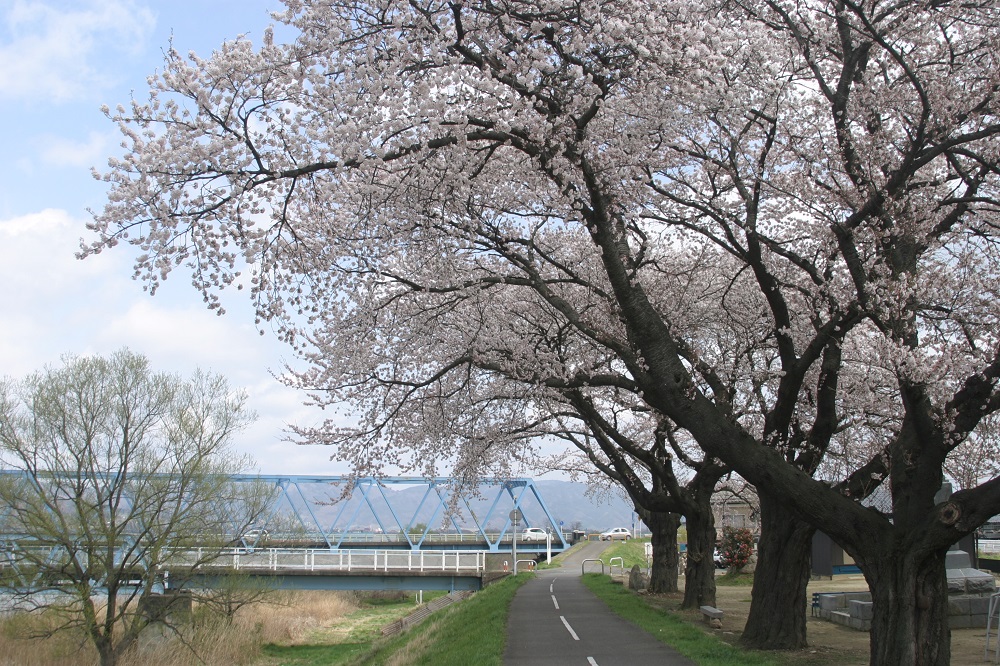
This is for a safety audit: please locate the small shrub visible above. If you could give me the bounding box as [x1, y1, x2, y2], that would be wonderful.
[719, 527, 754, 572]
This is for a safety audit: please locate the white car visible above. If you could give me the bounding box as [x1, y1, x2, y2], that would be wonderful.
[600, 527, 631, 541]
[521, 527, 548, 542]
[243, 528, 269, 543]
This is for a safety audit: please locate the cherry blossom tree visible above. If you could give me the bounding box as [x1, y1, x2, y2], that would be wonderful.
[944, 417, 1000, 490]
[548, 401, 729, 605]
[88, 1, 1000, 663]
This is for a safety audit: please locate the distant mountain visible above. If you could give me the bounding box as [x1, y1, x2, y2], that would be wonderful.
[530, 480, 637, 532]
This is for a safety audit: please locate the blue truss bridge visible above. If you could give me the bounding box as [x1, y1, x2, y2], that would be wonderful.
[232, 475, 571, 553]
[0, 474, 572, 592]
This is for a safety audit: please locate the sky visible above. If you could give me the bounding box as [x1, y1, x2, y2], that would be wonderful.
[0, 0, 348, 476]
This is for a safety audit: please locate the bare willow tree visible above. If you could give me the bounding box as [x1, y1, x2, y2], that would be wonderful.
[0, 350, 271, 666]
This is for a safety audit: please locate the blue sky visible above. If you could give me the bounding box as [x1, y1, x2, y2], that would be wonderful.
[0, 0, 342, 475]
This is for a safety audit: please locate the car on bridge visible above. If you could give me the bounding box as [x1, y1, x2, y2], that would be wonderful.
[599, 527, 631, 541]
[521, 527, 549, 542]
[243, 528, 270, 543]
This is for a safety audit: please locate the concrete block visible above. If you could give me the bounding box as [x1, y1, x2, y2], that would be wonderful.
[845, 591, 872, 603]
[948, 597, 971, 615]
[849, 600, 874, 621]
[946, 550, 972, 569]
[947, 578, 967, 594]
[829, 610, 852, 626]
[962, 569, 996, 594]
[819, 594, 847, 611]
[969, 597, 991, 615]
[949, 614, 975, 629]
[699, 605, 724, 620]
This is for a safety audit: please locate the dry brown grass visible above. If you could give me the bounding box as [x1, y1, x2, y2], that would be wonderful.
[0, 590, 361, 665]
[244, 590, 360, 645]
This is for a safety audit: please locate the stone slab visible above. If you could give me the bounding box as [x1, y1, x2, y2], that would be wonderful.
[829, 610, 852, 626]
[948, 597, 972, 615]
[849, 599, 873, 621]
[946, 550, 972, 569]
[819, 594, 847, 611]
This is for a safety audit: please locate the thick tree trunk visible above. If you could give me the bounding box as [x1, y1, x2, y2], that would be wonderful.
[96, 639, 115, 666]
[646, 510, 681, 593]
[741, 491, 813, 650]
[862, 547, 951, 666]
[682, 503, 716, 609]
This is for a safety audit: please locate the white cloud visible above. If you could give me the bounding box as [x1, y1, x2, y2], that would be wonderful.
[0, 0, 155, 102]
[98, 300, 259, 370]
[0, 208, 118, 302]
[0, 207, 341, 475]
[39, 130, 109, 168]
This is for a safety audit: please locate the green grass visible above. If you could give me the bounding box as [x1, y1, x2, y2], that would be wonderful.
[260, 642, 369, 665]
[716, 571, 755, 587]
[353, 573, 533, 665]
[581, 574, 782, 666]
[601, 538, 650, 569]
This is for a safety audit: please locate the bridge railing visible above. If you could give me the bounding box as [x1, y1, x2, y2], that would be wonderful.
[164, 548, 487, 574]
[266, 532, 550, 544]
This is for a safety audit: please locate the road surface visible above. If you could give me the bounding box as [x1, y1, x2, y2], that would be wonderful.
[504, 540, 696, 666]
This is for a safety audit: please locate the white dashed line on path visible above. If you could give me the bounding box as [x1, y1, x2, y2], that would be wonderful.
[551, 594, 560, 609]
[587, 658, 599, 666]
[560, 615, 580, 641]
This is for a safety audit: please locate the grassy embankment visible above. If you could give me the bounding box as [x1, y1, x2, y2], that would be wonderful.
[0, 539, 867, 665]
[0, 589, 449, 666]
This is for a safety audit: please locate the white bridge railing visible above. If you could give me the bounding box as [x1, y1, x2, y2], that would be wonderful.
[980, 539, 1000, 554]
[165, 548, 487, 574]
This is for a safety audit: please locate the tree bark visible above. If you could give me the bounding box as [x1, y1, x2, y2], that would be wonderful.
[861, 547, 951, 666]
[682, 502, 717, 609]
[741, 491, 813, 650]
[646, 510, 681, 593]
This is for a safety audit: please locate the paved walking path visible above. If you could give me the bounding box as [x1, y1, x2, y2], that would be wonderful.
[503, 541, 697, 666]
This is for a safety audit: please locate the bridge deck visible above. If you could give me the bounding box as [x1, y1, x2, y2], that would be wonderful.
[165, 548, 496, 592]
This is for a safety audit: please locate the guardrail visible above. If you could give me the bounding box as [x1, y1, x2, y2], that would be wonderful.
[609, 556, 624, 576]
[515, 559, 536, 572]
[582, 558, 605, 575]
[165, 548, 487, 574]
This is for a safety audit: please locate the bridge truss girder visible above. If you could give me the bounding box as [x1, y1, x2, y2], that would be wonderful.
[234, 475, 570, 552]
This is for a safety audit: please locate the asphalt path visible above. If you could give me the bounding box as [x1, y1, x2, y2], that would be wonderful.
[503, 541, 696, 666]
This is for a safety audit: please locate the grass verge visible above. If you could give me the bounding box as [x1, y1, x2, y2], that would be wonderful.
[260, 642, 370, 665]
[581, 574, 781, 666]
[353, 573, 533, 666]
[600, 538, 650, 569]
